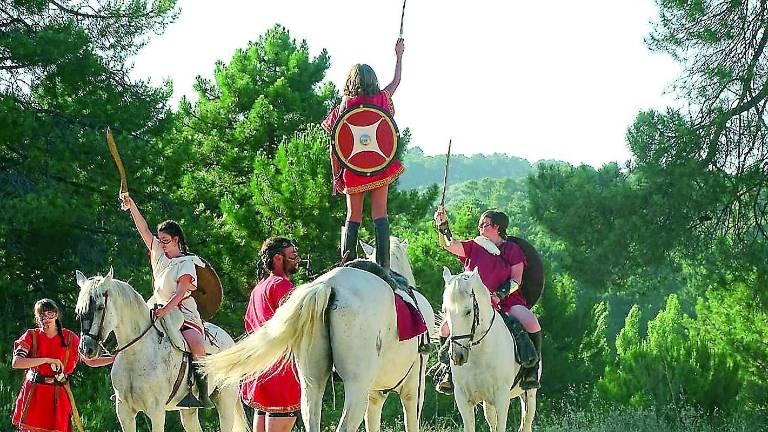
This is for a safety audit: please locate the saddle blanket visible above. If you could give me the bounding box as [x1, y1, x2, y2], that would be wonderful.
[394, 290, 427, 341]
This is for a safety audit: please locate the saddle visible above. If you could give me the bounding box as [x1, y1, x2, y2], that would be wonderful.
[499, 312, 538, 369]
[344, 260, 428, 342]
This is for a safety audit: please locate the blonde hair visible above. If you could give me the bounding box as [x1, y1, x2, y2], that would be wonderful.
[343, 64, 380, 97]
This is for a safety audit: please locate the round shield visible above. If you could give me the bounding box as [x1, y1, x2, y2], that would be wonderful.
[510, 237, 545, 307]
[331, 104, 399, 176]
[192, 258, 223, 321]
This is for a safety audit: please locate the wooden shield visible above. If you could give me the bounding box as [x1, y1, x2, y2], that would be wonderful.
[331, 104, 399, 176]
[510, 237, 545, 307]
[192, 258, 223, 321]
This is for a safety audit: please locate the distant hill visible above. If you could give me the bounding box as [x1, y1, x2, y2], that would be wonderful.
[398, 146, 536, 190]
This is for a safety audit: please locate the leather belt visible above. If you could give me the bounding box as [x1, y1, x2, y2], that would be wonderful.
[27, 371, 65, 386]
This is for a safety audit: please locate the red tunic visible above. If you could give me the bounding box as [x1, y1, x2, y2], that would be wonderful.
[12, 328, 80, 432]
[461, 239, 529, 312]
[241, 274, 301, 413]
[322, 90, 405, 194]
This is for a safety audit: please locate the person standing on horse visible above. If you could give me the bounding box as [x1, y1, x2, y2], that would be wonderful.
[120, 192, 212, 408]
[11, 299, 109, 431]
[433, 207, 542, 392]
[321, 38, 405, 270]
[242, 237, 301, 432]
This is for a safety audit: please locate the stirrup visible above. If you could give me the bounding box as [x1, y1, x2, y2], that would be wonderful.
[520, 367, 540, 390]
[436, 375, 454, 395]
[177, 392, 204, 408]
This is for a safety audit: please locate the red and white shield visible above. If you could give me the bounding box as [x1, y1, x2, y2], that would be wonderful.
[332, 105, 400, 176]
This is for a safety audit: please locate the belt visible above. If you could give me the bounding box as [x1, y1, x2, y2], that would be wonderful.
[27, 371, 66, 386]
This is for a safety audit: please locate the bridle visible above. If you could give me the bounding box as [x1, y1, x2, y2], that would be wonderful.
[79, 290, 160, 357]
[448, 287, 496, 351]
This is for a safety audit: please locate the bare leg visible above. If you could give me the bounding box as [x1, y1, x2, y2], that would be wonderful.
[346, 192, 364, 223]
[266, 415, 296, 432]
[507, 305, 541, 333]
[370, 185, 388, 220]
[254, 412, 266, 432]
[182, 329, 206, 359]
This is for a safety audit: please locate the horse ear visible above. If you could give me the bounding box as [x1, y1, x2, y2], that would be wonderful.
[442, 266, 453, 283]
[471, 267, 480, 278]
[75, 270, 88, 288]
[106, 266, 114, 281]
[359, 240, 375, 257]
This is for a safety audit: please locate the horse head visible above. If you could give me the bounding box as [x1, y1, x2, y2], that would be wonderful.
[442, 266, 492, 366]
[360, 236, 416, 286]
[75, 268, 120, 359]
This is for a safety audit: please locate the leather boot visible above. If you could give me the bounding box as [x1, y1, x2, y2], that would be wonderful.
[503, 315, 538, 368]
[341, 220, 360, 263]
[192, 362, 214, 408]
[435, 336, 453, 394]
[374, 217, 390, 271]
[520, 331, 542, 390]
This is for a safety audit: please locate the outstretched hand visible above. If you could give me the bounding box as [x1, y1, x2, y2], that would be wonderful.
[434, 206, 447, 225]
[119, 192, 133, 211]
[395, 38, 405, 57]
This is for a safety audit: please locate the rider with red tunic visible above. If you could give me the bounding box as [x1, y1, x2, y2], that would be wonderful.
[321, 38, 405, 270]
[433, 208, 543, 392]
[11, 299, 80, 432]
[242, 237, 301, 432]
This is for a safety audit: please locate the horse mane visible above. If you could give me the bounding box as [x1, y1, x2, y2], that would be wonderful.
[444, 271, 491, 309]
[75, 274, 148, 318]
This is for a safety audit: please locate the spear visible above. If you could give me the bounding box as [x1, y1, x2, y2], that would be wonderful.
[399, 0, 407, 38]
[106, 127, 129, 210]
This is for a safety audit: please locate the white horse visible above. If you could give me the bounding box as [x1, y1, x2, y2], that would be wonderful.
[75, 269, 248, 432]
[203, 236, 435, 432]
[442, 267, 538, 432]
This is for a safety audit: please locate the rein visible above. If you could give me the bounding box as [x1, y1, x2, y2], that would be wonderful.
[449, 288, 497, 351]
[81, 292, 162, 356]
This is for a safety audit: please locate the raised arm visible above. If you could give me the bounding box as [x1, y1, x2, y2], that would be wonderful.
[120, 193, 153, 250]
[383, 38, 405, 96]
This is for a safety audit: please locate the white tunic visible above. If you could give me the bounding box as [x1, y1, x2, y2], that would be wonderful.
[150, 238, 205, 330]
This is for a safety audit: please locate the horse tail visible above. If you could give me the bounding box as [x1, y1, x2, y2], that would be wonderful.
[202, 278, 333, 389]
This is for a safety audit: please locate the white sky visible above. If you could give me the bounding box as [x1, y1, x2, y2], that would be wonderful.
[131, 0, 682, 167]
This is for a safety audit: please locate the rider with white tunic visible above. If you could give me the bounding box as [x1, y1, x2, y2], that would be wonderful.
[121, 192, 212, 408]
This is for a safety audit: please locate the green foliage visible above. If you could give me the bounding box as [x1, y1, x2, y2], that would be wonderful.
[599, 295, 741, 412]
[399, 146, 533, 190]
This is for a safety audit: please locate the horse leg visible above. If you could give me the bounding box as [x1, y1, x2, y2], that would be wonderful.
[212, 386, 248, 432]
[295, 329, 331, 432]
[146, 407, 167, 432]
[179, 408, 202, 432]
[493, 393, 511, 432]
[454, 387, 476, 432]
[518, 389, 537, 432]
[482, 402, 497, 432]
[364, 390, 386, 432]
[399, 359, 425, 432]
[116, 400, 138, 432]
[336, 382, 371, 432]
